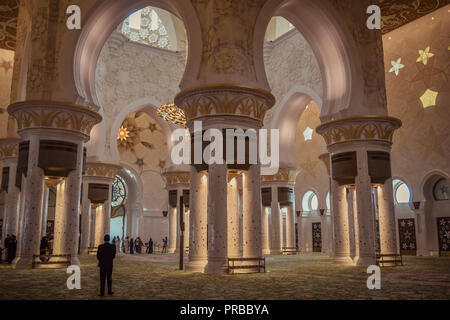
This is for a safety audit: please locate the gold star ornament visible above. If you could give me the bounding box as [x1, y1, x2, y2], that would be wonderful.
[419, 89, 438, 109]
[416, 46, 434, 65]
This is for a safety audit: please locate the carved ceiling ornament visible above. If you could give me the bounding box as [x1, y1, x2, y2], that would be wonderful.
[174, 84, 275, 124]
[7, 100, 102, 140]
[163, 170, 190, 188]
[261, 166, 299, 183]
[84, 161, 121, 179]
[0, 137, 21, 160]
[316, 115, 402, 147]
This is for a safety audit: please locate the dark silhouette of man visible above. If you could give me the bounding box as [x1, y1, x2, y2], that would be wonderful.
[7, 235, 17, 264]
[97, 234, 116, 296]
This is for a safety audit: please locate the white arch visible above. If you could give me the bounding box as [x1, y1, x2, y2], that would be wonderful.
[419, 170, 450, 201]
[270, 84, 323, 165]
[255, 0, 366, 120]
[73, 0, 201, 109]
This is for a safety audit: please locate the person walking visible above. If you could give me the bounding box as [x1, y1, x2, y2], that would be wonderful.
[148, 238, 153, 254]
[129, 238, 134, 254]
[96, 234, 116, 297]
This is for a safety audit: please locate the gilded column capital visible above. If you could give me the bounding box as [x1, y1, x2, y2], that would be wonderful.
[7, 100, 102, 141]
[174, 84, 275, 125]
[261, 166, 299, 184]
[316, 115, 402, 148]
[0, 138, 22, 160]
[163, 170, 190, 189]
[84, 161, 121, 180]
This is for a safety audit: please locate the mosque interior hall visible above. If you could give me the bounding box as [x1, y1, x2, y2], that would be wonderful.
[0, 0, 449, 300]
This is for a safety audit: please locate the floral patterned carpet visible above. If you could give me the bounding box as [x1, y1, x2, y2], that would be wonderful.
[0, 253, 449, 300]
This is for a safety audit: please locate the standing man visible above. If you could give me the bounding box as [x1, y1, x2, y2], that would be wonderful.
[97, 234, 116, 297]
[7, 235, 17, 264]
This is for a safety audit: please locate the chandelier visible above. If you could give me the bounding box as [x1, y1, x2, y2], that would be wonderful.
[157, 103, 190, 137]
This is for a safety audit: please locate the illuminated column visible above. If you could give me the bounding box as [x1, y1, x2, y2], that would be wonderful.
[94, 205, 105, 248]
[227, 174, 240, 258]
[330, 180, 353, 264]
[270, 186, 281, 254]
[205, 164, 228, 274]
[377, 178, 398, 256]
[186, 168, 207, 272]
[168, 204, 177, 253]
[0, 138, 21, 237]
[184, 209, 190, 251]
[353, 150, 376, 266]
[8, 101, 102, 268]
[243, 164, 262, 259]
[12, 135, 45, 268]
[285, 202, 295, 249]
[317, 116, 402, 266]
[261, 207, 270, 255]
[80, 182, 91, 253]
[40, 186, 49, 237]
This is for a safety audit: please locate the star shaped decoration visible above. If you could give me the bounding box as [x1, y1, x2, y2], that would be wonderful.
[389, 58, 405, 76]
[416, 46, 434, 65]
[0, 59, 13, 73]
[303, 127, 313, 141]
[158, 160, 166, 169]
[135, 157, 145, 168]
[117, 126, 130, 141]
[148, 122, 157, 132]
[419, 89, 438, 109]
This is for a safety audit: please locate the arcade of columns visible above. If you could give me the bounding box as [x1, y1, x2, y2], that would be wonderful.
[1, 0, 402, 273]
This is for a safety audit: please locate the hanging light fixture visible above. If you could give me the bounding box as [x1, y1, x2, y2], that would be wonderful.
[157, 103, 190, 137]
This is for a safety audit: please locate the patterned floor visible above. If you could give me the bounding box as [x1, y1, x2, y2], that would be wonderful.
[0, 253, 449, 300]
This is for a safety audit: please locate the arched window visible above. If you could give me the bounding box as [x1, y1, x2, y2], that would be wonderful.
[433, 178, 449, 201]
[302, 190, 319, 211]
[393, 179, 411, 204]
[121, 7, 170, 49]
[112, 175, 128, 208]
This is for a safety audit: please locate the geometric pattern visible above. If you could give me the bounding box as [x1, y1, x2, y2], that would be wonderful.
[312, 222, 322, 252]
[437, 217, 450, 256]
[398, 218, 417, 255]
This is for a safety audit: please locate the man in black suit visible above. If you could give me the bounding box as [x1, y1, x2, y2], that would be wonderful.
[97, 234, 116, 296]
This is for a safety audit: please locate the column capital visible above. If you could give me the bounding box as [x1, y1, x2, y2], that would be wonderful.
[316, 115, 402, 148]
[163, 170, 190, 189]
[0, 138, 22, 160]
[84, 161, 121, 181]
[174, 84, 275, 126]
[261, 166, 299, 185]
[7, 100, 102, 141]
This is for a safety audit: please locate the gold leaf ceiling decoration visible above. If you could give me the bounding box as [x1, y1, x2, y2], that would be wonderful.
[0, 0, 18, 51]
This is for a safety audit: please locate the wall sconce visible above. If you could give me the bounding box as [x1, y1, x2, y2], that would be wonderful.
[319, 209, 325, 216]
[413, 201, 421, 210]
[162, 211, 168, 217]
[296, 211, 301, 217]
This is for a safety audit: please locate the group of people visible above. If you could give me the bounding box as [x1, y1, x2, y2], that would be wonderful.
[1, 234, 17, 264]
[115, 236, 169, 254]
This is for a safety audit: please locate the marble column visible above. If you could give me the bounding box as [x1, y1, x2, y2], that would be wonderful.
[168, 204, 177, 253]
[270, 186, 282, 254]
[331, 180, 353, 264]
[13, 135, 45, 268]
[186, 168, 208, 272]
[52, 181, 66, 258]
[353, 150, 376, 266]
[285, 202, 295, 249]
[40, 186, 49, 237]
[94, 204, 105, 248]
[2, 157, 20, 237]
[243, 164, 262, 259]
[377, 179, 398, 256]
[227, 175, 240, 258]
[89, 208, 96, 248]
[80, 182, 91, 253]
[261, 207, 270, 255]
[184, 209, 190, 251]
[205, 164, 228, 274]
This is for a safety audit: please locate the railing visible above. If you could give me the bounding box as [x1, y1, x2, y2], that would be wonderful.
[87, 247, 97, 254]
[376, 253, 403, 267]
[227, 257, 266, 274]
[282, 247, 298, 255]
[32, 254, 71, 268]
